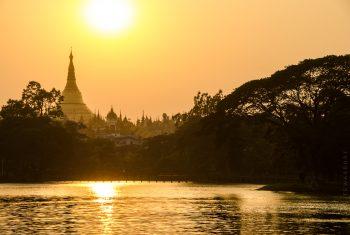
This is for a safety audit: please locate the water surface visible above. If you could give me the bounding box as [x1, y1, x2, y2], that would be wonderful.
[0, 182, 349, 234]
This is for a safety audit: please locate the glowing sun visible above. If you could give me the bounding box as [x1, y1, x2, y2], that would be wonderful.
[84, 0, 134, 34]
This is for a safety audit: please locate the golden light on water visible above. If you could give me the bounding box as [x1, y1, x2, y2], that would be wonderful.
[89, 182, 119, 234]
[84, 0, 135, 35]
[90, 182, 118, 199]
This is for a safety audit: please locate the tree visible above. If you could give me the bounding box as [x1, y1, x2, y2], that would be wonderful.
[173, 90, 224, 127]
[21, 81, 63, 118]
[0, 99, 36, 119]
[219, 55, 350, 181]
[0, 81, 63, 120]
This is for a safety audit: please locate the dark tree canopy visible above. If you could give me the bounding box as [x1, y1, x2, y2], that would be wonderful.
[173, 90, 224, 127]
[142, 55, 350, 185]
[219, 55, 350, 127]
[217, 55, 350, 181]
[0, 81, 63, 119]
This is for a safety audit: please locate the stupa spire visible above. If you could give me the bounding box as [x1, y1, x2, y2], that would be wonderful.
[68, 48, 76, 81]
[61, 49, 93, 123]
[69, 47, 73, 60]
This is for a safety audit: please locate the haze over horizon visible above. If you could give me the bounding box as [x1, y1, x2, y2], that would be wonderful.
[1, 0, 349, 120]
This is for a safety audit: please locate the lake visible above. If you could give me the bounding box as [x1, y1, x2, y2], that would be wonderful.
[0, 182, 349, 234]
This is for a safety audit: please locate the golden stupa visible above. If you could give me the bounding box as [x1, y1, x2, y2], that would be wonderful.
[61, 50, 93, 123]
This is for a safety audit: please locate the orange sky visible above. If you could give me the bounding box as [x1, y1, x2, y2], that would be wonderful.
[1, 0, 349, 120]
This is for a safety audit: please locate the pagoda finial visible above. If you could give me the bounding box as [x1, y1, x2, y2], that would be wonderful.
[67, 48, 76, 80]
[69, 47, 73, 61]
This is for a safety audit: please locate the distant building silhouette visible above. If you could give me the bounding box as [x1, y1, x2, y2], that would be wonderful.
[106, 107, 118, 131]
[61, 50, 93, 123]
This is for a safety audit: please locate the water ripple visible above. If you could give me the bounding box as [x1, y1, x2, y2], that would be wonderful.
[0, 182, 349, 234]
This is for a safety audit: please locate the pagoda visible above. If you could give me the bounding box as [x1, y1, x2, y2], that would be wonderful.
[61, 50, 93, 123]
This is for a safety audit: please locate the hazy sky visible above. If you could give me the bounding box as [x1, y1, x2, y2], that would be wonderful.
[1, 0, 349, 120]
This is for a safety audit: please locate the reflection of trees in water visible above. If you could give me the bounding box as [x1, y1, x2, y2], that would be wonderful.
[1, 191, 349, 234]
[61, 198, 79, 234]
[192, 193, 350, 234]
[274, 196, 350, 234]
[0, 196, 80, 234]
[192, 195, 242, 233]
[275, 212, 350, 234]
[234, 191, 281, 234]
[7, 198, 36, 233]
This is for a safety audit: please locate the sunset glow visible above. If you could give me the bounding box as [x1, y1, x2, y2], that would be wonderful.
[90, 182, 118, 199]
[0, 0, 349, 234]
[84, 0, 134, 34]
[0, 0, 349, 120]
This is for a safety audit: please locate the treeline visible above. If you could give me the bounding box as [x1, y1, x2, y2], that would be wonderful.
[0, 55, 349, 186]
[144, 55, 350, 185]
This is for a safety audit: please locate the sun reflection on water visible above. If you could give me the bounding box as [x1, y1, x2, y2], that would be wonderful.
[90, 182, 118, 200]
[88, 182, 123, 234]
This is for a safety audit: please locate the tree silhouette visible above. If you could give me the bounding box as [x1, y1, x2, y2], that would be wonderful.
[219, 55, 350, 181]
[1, 81, 63, 119]
[173, 90, 224, 127]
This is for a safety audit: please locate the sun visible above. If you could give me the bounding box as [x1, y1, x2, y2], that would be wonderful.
[84, 0, 134, 34]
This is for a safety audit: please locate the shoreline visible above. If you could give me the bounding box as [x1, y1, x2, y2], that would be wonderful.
[0, 179, 346, 196]
[258, 182, 346, 196]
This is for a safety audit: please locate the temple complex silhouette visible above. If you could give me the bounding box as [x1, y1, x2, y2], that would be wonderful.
[61, 50, 93, 123]
[59, 50, 174, 141]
